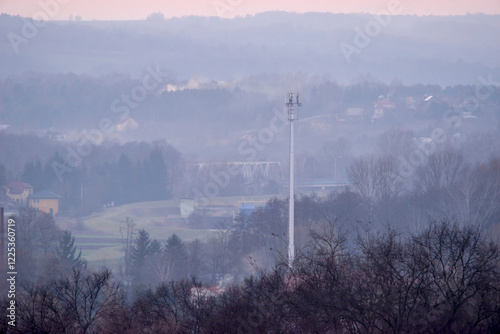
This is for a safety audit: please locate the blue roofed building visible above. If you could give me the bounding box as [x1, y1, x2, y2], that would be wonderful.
[239, 203, 256, 216]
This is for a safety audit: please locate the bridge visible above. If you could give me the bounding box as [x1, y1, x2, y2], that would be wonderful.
[282, 179, 350, 191]
[189, 161, 284, 182]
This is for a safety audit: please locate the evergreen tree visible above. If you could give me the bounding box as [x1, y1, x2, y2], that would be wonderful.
[56, 229, 85, 270]
[130, 229, 161, 283]
[116, 154, 135, 204]
[165, 233, 188, 280]
[146, 148, 169, 200]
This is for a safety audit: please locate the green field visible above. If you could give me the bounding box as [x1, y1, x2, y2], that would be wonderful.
[58, 195, 278, 269]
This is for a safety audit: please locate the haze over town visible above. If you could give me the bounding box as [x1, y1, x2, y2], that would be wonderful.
[1, 1, 500, 332]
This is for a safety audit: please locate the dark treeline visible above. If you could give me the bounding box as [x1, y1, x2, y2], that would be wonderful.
[2, 208, 85, 283]
[1, 219, 499, 333]
[2, 71, 500, 130]
[0, 136, 181, 215]
[2, 129, 500, 218]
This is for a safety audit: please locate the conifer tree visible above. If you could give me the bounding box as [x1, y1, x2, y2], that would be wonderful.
[130, 229, 161, 283]
[165, 233, 188, 280]
[56, 229, 85, 270]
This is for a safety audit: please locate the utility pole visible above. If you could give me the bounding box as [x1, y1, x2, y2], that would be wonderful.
[286, 92, 301, 268]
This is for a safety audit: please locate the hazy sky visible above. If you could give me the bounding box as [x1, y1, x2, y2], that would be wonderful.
[1, 0, 500, 20]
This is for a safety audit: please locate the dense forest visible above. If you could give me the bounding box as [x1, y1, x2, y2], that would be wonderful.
[0, 135, 182, 214]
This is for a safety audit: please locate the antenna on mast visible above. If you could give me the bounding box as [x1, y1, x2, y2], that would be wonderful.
[285, 92, 301, 268]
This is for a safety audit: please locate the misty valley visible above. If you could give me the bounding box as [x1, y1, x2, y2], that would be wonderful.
[0, 11, 500, 334]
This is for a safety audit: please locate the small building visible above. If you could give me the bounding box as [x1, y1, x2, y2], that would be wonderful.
[3, 181, 33, 205]
[420, 95, 450, 117]
[116, 117, 139, 131]
[346, 108, 364, 117]
[180, 198, 195, 218]
[406, 96, 417, 110]
[372, 97, 395, 120]
[239, 203, 256, 216]
[28, 190, 61, 216]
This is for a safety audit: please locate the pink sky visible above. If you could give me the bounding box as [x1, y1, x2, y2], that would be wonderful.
[1, 0, 500, 20]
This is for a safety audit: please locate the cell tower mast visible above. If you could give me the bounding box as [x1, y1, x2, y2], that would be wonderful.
[286, 92, 301, 268]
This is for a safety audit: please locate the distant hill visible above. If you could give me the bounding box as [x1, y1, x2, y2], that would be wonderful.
[1, 12, 499, 164]
[1, 12, 499, 85]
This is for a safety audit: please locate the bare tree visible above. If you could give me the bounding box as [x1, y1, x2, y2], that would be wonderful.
[349, 226, 432, 333]
[413, 221, 500, 333]
[415, 147, 463, 193]
[187, 239, 206, 278]
[16, 282, 68, 333]
[317, 137, 352, 178]
[11, 208, 62, 282]
[347, 154, 405, 225]
[378, 127, 415, 159]
[448, 158, 500, 225]
[206, 227, 231, 285]
[13, 268, 123, 334]
[16, 207, 61, 255]
[287, 221, 351, 333]
[119, 217, 135, 278]
[131, 277, 207, 333]
[461, 131, 500, 164]
[348, 154, 404, 204]
[149, 253, 175, 283]
[414, 150, 500, 226]
[54, 268, 122, 334]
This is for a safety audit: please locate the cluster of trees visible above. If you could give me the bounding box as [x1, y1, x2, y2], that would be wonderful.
[2, 98, 499, 218]
[121, 219, 233, 286]
[346, 143, 500, 230]
[121, 197, 304, 286]
[93, 148, 171, 205]
[1, 268, 122, 334]
[121, 165, 500, 287]
[6, 208, 86, 282]
[124, 228, 188, 285]
[2, 180, 500, 333]
[0, 71, 273, 131]
[0, 138, 181, 215]
[119, 192, 335, 287]
[293, 128, 500, 182]
[2, 220, 499, 333]
[3, 70, 499, 131]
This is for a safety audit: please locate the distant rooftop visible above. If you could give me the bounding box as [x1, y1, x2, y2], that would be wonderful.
[240, 203, 256, 216]
[29, 190, 61, 200]
[4, 181, 32, 194]
[240, 203, 256, 210]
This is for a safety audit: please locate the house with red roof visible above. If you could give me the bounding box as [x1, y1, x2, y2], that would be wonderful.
[3, 181, 33, 205]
